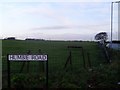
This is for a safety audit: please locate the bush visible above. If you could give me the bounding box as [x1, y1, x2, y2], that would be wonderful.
[11, 73, 46, 88]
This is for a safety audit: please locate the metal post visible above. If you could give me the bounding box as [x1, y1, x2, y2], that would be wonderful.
[7, 55, 11, 88]
[117, 2, 120, 49]
[46, 56, 48, 89]
[111, 2, 113, 47]
[111, 1, 120, 47]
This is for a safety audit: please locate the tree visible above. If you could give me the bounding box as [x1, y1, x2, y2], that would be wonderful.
[95, 32, 110, 63]
[95, 32, 108, 44]
[4, 37, 16, 40]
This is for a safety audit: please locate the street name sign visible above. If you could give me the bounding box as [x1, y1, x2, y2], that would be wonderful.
[8, 55, 47, 61]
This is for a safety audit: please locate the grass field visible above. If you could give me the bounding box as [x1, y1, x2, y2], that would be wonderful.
[2, 40, 120, 88]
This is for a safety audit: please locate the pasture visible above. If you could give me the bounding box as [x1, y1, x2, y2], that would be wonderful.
[2, 40, 120, 88]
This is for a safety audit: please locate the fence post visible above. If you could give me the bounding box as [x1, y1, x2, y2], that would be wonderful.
[38, 49, 44, 72]
[27, 61, 30, 73]
[20, 62, 25, 73]
[82, 48, 86, 68]
[27, 50, 31, 72]
[69, 51, 72, 70]
[87, 52, 91, 68]
[64, 51, 71, 69]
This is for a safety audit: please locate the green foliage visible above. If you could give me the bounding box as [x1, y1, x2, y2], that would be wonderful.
[11, 73, 46, 88]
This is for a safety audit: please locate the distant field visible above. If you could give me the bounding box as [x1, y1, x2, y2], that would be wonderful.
[2, 40, 120, 88]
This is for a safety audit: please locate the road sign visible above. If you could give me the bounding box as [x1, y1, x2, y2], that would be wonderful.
[8, 55, 47, 61]
[7, 54, 48, 89]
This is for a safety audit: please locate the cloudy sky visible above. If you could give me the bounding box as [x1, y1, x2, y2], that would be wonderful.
[0, 0, 119, 40]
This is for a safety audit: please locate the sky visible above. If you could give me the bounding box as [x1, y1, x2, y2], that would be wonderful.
[0, 0, 119, 41]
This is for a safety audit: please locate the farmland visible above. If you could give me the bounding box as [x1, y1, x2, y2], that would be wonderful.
[2, 40, 120, 88]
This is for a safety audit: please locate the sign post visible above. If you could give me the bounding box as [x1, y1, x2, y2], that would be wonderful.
[7, 55, 10, 88]
[46, 59, 48, 89]
[7, 54, 48, 88]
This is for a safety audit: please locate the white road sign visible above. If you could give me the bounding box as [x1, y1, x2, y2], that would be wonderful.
[8, 55, 47, 61]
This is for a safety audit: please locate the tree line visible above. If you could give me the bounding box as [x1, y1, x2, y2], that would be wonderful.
[4, 37, 45, 41]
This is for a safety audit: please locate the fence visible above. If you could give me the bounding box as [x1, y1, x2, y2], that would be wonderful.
[2, 41, 112, 88]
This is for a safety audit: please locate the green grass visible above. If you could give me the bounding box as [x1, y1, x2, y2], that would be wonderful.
[2, 40, 120, 88]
